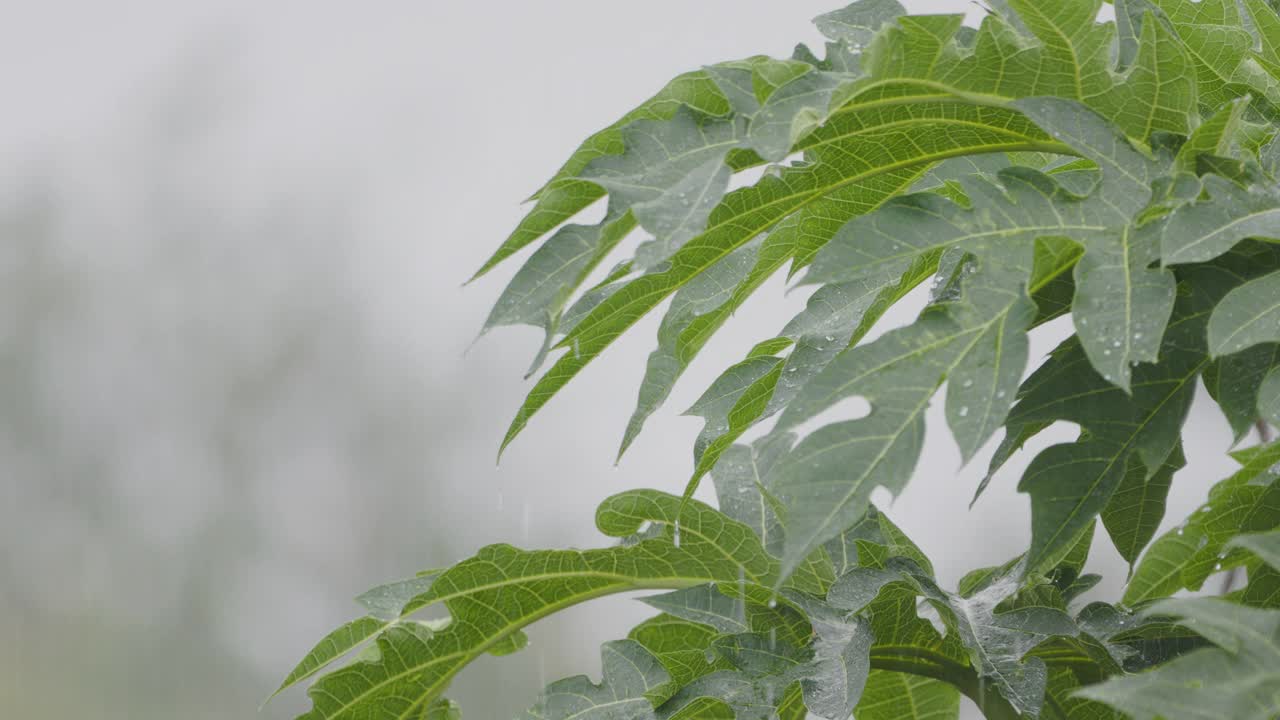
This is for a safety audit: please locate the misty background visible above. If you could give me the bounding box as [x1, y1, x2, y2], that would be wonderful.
[0, 2, 1243, 718]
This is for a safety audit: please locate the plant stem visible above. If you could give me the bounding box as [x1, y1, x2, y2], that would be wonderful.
[953, 674, 1025, 720]
[869, 651, 1025, 719]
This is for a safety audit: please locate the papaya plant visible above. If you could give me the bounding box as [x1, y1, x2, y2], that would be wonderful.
[273, 1, 1280, 718]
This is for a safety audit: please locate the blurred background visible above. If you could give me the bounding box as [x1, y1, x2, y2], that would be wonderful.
[0, 2, 1245, 718]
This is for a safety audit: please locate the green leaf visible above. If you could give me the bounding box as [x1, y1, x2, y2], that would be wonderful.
[521, 640, 675, 720]
[861, 558, 1081, 717]
[1229, 528, 1280, 570]
[474, 67, 739, 281]
[1071, 223, 1175, 392]
[813, 0, 906, 47]
[1012, 97, 1172, 392]
[474, 178, 607, 282]
[1108, 8, 1199, 140]
[1042, 667, 1125, 720]
[1234, 563, 1280, 608]
[765, 104, 1147, 579]
[1174, 96, 1250, 172]
[1078, 598, 1280, 720]
[781, 593, 876, 719]
[684, 249, 941, 488]
[273, 574, 437, 699]
[1009, 244, 1280, 573]
[656, 608, 875, 720]
[1008, 0, 1197, 141]
[494, 0, 1220, 452]
[1259, 365, 1280, 426]
[684, 355, 785, 478]
[1101, 443, 1186, 568]
[657, 633, 808, 720]
[710, 435, 792, 558]
[642, 584, 775, 638]
[298, 491, 791, 719]
[274, 617, 389, 700]
[1209, 267, 1280, 356]
[1124, 441, 1280, 604]
[733, 65, 860, 164]
[483, 212, 637, 376]
[580, 109, 746, 268]
[502, 101, 1066, 454]
[1203, 342, 1280, 441]
[628, 614, 731, 687]
[355, 575, 439, 621]
[1013, 342, 1191, 575]
[616, 234, 783, 459]
[1157, 175, 1280, 266]
[825, 504, 935, 578]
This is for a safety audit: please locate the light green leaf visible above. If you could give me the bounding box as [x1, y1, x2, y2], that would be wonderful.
[1245, 0, 1280, 66]
[628, 614, 731, 689]
[1113, 0, 1153, 72]
[1149, 0, 1280, 111]
[1263, 129, 1280, 178]
[521, 640, 675, 720]
[495, 0, 1219, 451]
[1111, 7, 1199, 140]
[853, 671, 960, 720]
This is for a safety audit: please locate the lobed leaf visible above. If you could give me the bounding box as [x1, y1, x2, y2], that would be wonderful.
[1124, 439, 1280, 604]
[1079, 598, 1280, 720]
[297, 491, 799, 719]
[520, 640, 675, 720]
